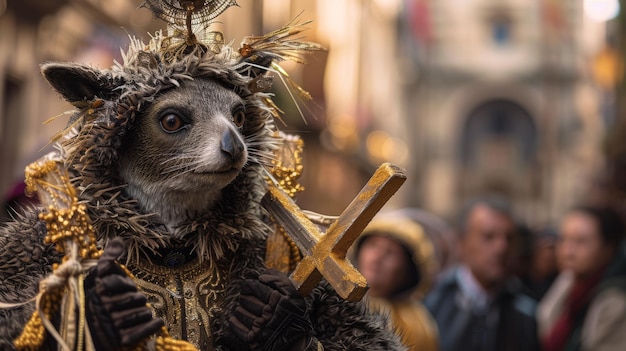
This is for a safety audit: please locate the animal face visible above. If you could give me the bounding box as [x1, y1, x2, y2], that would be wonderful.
[119, 79, 249, 222]
[41, 52, 275, 232]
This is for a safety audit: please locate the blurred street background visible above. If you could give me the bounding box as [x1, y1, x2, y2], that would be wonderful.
[1, 0, 624, 228]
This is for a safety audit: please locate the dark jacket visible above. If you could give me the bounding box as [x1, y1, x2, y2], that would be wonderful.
[424, 267, 540, 351]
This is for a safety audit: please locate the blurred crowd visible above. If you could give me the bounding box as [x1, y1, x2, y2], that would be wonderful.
[354, 197, 626, 351]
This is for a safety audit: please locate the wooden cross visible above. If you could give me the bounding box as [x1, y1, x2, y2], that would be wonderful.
[261, 162, 407, 302]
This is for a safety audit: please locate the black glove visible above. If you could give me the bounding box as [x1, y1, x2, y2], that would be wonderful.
[85, 238, 164, 350]
[224, 269, 318, 351]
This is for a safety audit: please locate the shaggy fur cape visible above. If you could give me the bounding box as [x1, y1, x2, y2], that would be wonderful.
[0, 32, 406, 350]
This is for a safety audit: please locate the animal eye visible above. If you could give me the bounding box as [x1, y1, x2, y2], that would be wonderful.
[160, 114, 185, 133]
[232, 108, 246, 128]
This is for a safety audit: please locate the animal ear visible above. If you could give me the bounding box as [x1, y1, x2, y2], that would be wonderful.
[41, 62, 120, 106]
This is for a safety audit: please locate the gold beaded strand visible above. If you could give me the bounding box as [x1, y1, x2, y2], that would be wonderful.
[14, 159, 102, 350]
[17, 157, 200, 351]
[269, 134, 305, 198]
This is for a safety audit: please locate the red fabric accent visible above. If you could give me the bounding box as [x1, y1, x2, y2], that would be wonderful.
[409, 0, 431, 45]
[4, 181, 26, 202]
[542, 267, 607, 351]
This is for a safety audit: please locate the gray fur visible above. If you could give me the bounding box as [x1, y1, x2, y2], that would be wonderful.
[118, 79, 249, 230]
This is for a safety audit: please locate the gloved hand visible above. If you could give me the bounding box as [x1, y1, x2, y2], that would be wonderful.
[224, 269, 318, 351]
[85, 238, 164, 350]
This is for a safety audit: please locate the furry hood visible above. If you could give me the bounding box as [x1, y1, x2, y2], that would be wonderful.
[41, 31, 287, 264]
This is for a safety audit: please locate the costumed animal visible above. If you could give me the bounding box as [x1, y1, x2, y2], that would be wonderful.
[0, 1, 408, 350]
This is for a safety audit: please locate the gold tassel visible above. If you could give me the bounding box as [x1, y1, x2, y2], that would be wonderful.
[14, 157, 100, 350]
[13, 157, 200, 351]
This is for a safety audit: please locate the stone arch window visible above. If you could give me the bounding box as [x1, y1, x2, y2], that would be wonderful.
[460, 99, 538, 174]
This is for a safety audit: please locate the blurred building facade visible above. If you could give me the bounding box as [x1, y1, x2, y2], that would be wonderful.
[406, 0, 610, 224]
[318, 0, 612, 225]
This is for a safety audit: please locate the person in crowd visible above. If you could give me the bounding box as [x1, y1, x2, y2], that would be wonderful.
[513, 223, 535, 287]
[537, 205, 626, 351]
[424, 197, 539, 351]
[520, 227, 559, 300]
[354, 213, 439, 351]
[387, 207, 456, 272]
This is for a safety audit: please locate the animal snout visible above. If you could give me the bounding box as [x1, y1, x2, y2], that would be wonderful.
[220, 128, 244, 162]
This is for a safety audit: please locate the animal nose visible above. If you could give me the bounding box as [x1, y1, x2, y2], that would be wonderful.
[221, 128, 244, 161]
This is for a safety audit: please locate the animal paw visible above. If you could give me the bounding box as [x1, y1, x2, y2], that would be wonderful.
[85, 238, 164, 350]
[224, 269, 318, 351]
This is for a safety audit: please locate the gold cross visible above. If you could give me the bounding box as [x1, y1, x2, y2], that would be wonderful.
[261, 162, 406, 301]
